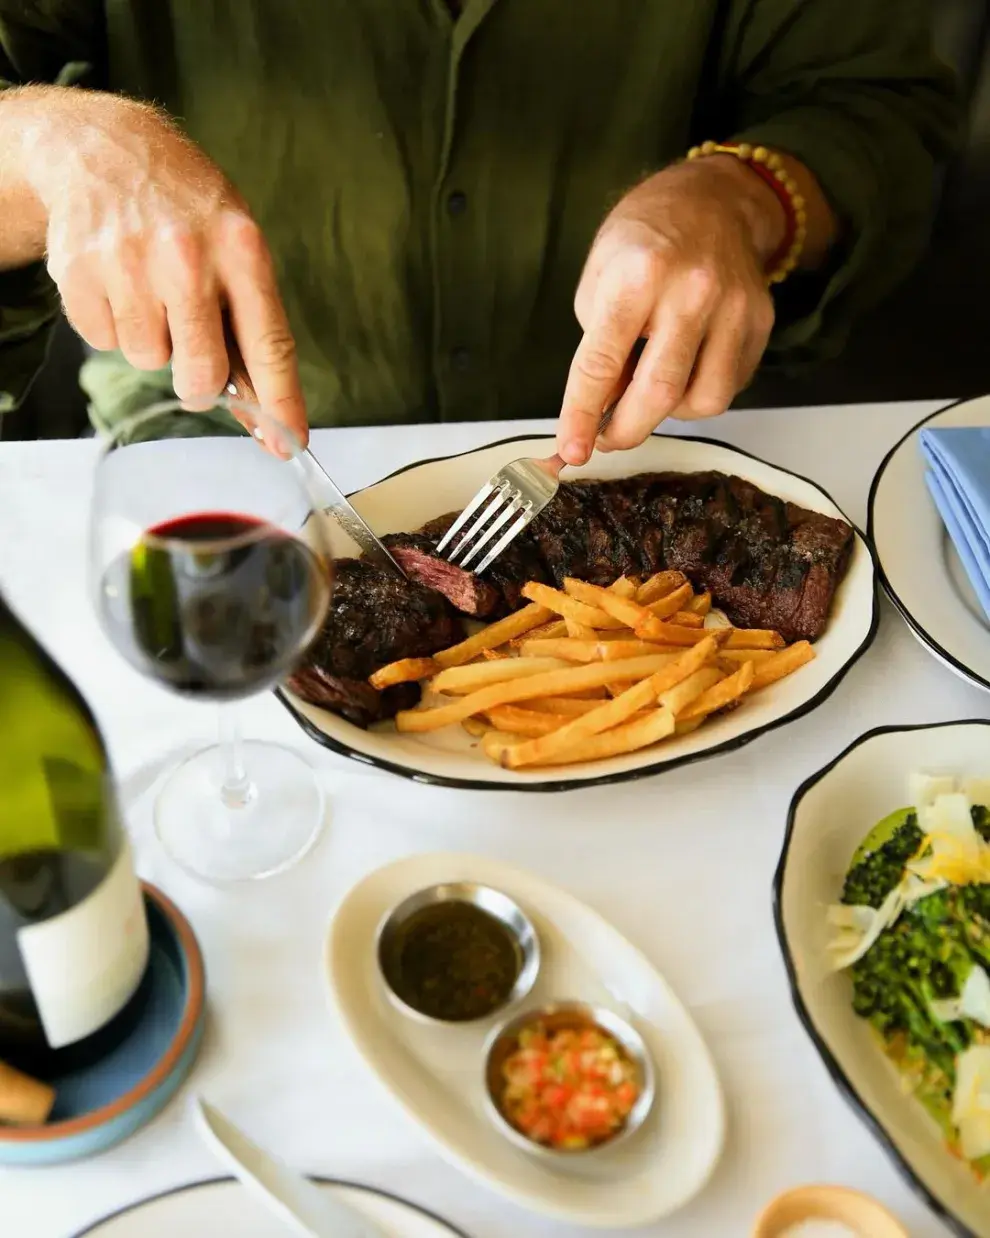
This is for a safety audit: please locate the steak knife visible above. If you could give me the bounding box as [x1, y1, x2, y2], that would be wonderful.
[221, 316, 405, 577]
[196, 1098, 389, 1238]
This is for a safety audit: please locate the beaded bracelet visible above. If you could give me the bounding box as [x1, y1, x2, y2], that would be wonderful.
[686, 141, 807, 285]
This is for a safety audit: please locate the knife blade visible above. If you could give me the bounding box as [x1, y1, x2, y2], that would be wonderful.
[221, 313, 405, 577]
[196, 1098, 388, 1238]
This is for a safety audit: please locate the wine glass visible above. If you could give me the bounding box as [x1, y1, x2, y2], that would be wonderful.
[89, 397, 333, 884]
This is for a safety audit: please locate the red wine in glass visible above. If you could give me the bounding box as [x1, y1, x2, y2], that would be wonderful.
[100, 512, 329, 700]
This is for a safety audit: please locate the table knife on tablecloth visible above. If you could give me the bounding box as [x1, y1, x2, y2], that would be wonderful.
[221, 314, 405, 576]
[196, 1098, 389, 1238]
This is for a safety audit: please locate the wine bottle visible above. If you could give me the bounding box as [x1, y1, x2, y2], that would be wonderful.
[0, 591, 150, 1082]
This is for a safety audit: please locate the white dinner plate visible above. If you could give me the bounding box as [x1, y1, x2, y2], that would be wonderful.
[74, 1177, 468, 1237]
[281, 432, 878, 791]
[774, 720, 990, 1238]
[869, 396, 990, 693]
[325, 851, 725, 1230]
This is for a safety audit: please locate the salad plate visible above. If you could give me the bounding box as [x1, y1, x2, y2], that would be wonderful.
[281, 431, 878, 791]
[775, 720, 990, 1238]
[324, 851, 725, 1229]
[869, 395, 990, 693]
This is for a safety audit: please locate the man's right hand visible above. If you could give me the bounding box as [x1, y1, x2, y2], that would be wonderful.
[7, 88, 308, 444]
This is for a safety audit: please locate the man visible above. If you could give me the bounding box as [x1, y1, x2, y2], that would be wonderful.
[0, 2, 957, 463]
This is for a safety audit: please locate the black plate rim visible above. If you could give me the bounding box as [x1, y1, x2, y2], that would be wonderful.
[866, 396, 990, 694]
[772, 717, 990, 1238]
[279, 428, 880, 793]
[71, 1174, 471, 1238]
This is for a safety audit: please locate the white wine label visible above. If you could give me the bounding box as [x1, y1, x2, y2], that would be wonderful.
[16, 841, 150, 1049]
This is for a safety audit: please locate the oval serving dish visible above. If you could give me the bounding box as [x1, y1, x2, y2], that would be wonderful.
[282, 431, 877, 792]
[326, 851, 724, 1230]
[774, 720, 990, 1238]
[0, 883, 206, 1167]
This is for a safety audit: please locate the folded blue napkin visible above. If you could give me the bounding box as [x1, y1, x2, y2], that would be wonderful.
[919, 426, 990, 620]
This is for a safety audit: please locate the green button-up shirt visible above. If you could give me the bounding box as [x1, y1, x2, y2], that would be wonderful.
[0, 0, 959, 432]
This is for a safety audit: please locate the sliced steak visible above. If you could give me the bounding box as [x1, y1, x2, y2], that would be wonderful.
[285, 666, 420, 728]
[383, 531, 501, 617]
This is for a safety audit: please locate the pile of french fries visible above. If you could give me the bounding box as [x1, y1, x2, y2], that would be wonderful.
[367, 571, 815, 771]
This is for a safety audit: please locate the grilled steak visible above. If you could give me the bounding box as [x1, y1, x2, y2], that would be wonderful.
[290, 470, 854, 727]
[285, 557, 462, 724]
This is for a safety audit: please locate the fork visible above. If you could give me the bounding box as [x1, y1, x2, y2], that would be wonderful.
[436, 407, 614, 574]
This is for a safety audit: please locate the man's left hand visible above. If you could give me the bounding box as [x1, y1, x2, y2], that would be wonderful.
[556, 155, 787, 466]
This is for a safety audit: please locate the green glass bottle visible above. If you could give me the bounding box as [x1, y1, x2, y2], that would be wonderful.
[0, 592, 149, 1081]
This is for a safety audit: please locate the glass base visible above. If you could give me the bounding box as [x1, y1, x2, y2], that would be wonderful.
[153, 740, 325, 883]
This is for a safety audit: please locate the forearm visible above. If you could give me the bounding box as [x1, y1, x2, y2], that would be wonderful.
[0, 88, 51, 268]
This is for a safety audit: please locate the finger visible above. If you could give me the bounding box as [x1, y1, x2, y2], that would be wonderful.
[736, 291, 775, 392]
[598, 276, 713, 450]
[102, 237, 171, 371]
[676, 287, 750, 421]
[557, 249, 657, 466]
[152, 227, 228, 409]
[56, 255, 118, 351]
[213, 210, 309, 448]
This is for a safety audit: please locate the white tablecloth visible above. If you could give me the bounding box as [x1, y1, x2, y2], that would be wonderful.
[1, 401, 981, 1238]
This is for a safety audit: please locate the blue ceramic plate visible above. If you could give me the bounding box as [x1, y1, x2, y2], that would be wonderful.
[0, 883, 206, 1166]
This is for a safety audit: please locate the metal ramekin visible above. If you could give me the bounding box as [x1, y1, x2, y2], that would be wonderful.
[375, 882, 541, 1025]
[483, 1001, 656, 1161]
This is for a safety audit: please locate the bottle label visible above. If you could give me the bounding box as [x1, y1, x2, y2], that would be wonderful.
[16, 840, 150, 1049]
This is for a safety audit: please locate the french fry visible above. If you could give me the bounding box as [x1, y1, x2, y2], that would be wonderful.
[499, 637, 718, 767]
[430, 656, 569, 695]
[565, 616, 597, 639]
[634, 619, 727, 647]
[521, 581, 626, 629]
[717, 648, 776, 666]
[563, 577, 654, 632]
[677, 661, 755, 723]
[750, 641, 815, 690]
[686, 591, 712, 616]
[606, 576, 638, 601]
[522, 708, 677, 768]
[485, 706, 572, 737]
[655, 666, 724, 716]
[396, 653, 697, 733]
[645, 582, 695, 620]
[481, 648, 511, 661]
[636, 571, 687, 605]
[369, 656, 438, 690]
[462, 717, 491, 738]
[433, 603, 553, 668]
[481, 730, 528, 763]
[526, 697, 613, 716]
[722, 628, 786, 651]
[674, 717, 705, 736]
[509, 618, 567, 647]
[666, 610, 704, 629]
[519, 638, 678, 664]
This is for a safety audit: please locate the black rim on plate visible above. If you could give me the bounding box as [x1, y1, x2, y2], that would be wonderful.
[867, 396, 990, 694]
[772, 719, 990, 1238]
[72, 1175, 471, 1238]
[279, 429, 881, 792]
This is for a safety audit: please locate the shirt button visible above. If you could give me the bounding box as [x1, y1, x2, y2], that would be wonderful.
[451, 346, 472, 373]
[446, 190, 468, 216]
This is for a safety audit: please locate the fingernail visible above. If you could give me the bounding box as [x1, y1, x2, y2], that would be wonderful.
[562, 440, 589, 466]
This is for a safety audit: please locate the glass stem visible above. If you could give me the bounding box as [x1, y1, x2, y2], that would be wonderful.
[218, 706, 255, 809]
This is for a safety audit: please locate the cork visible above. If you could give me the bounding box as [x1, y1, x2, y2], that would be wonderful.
[0, 1059, 56, 1126]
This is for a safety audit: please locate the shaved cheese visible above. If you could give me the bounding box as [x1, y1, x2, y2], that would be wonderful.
[909, 771, 957, 808]
[826, 886, 905, 971]
[953, 1046, 990, 1160]
[930, 965, 990, 1027]
[909, 792, 990, 885]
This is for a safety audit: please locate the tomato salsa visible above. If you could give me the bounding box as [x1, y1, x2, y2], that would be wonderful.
[498, 1020, 641, 1150]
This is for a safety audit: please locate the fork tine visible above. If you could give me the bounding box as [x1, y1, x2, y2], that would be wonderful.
[436, 480, 496, 553]
[473, 504, 534, 574]
[460, 493, 526, 569]
[448, 482, 511, 564]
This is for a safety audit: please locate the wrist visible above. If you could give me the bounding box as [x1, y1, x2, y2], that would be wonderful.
[703, 154, 788, 266]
